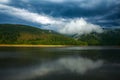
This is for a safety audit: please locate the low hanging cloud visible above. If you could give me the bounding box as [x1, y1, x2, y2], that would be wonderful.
[59, 18, 103, 35]
[0, 4, 103, 35]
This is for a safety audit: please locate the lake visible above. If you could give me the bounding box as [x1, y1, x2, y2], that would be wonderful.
[0, 46, 120, 80]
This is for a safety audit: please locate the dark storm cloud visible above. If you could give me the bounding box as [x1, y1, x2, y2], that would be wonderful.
[12, 0, 120, 25]
[5, 0, 120, 18]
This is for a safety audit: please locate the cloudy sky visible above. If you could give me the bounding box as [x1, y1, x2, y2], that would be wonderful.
[0, 0, 120, 35]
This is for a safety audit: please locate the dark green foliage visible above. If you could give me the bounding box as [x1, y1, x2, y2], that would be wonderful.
[0, 24, 86, 45]
[77, 29, 120, 46]
[78, 33, 101, 45]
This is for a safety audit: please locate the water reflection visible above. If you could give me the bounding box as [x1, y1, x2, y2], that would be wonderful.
[0, 46, 120, 80]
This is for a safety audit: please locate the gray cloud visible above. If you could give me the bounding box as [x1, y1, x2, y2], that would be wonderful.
[41, 0, 120, 9]
[18, 0, 120, 9]
[0, 0, 10, 4]
[0, 4, 60, 25]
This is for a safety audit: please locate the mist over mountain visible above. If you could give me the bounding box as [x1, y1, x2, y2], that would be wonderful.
[0, 0, 120, 35]
[0, 24, 120, 46]
[72, 28, 120, 45]
[0, 0, 120, 45]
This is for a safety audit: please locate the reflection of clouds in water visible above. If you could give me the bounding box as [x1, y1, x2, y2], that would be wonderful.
[57, 57, 103, 74]
[7, 57, 103, 80]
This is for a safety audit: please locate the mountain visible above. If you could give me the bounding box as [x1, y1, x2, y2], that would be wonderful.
[0, 24, 120, 46]
[0, 24, 86, 45]
[73, 28, 120, 46]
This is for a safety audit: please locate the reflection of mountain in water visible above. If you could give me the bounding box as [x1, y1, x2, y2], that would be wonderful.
[2, 57, 102, 80]
[0, 47, 120, 80]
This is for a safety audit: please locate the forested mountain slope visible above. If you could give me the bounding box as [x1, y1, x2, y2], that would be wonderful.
[0, 24, 85, 45]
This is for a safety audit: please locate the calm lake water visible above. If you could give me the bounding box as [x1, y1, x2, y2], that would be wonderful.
[0, 46, 120, 80]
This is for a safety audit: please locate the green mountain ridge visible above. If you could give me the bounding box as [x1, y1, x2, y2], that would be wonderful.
[0, 24, 86, 45]
[0, 24, 120, 46]
[75, 29, 120, 46]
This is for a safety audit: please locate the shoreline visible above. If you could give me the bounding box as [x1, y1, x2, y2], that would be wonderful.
[0, 44, 70, 47]
[0, 44, 119, 48]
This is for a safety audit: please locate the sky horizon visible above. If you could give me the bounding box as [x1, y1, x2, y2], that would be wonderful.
[0, 0, 120, 35]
